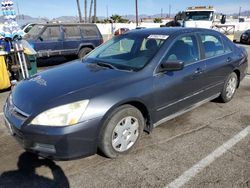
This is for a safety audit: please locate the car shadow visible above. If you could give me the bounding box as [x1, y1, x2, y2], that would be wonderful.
[37, 56, 77, 67]
[0, 152, 70, 188]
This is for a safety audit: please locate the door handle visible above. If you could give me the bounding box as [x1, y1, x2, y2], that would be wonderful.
[194, 68, 203, 74]
[227, 57, 232, 62]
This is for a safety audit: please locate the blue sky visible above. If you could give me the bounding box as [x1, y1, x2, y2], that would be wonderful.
[13, 0, 250, 19]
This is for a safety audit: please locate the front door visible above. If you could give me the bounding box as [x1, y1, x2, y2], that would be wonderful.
[153, 34, 206, 122]
[35, 26, 63, 57]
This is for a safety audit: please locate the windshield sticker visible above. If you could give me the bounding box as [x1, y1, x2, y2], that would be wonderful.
[147, 35, 169, 40]
[29, 75, 47, 86]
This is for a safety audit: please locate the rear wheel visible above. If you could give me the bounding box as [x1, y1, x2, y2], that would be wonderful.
[99, 105, 144, 158]
[78, 47, 93, 59]
[219, 72, 238, 103]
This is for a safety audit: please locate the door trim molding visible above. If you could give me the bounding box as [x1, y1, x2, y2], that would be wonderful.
[153, 93, 220, 128]
[156, 81, 223, 112]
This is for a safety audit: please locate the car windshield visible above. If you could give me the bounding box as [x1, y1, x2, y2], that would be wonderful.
[24, 25, 45, 39]
[185, 11, 213, 21]
[85, 33, 167, 71]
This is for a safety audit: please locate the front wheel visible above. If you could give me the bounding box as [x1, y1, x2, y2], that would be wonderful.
[219, 72, 238, 103]
[99, 105, 144, 158]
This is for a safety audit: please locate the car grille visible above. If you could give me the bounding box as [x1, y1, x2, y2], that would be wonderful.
[12, 107, 29, 120]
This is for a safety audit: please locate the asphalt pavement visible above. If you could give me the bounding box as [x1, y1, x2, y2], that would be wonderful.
[0, 44, 249, 188]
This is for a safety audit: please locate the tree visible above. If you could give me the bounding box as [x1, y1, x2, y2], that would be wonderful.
[84, 0, 87, 23]
[76, 0, 83, 22]
[110, 14, 129, 23]
[89, 0, 93, 23]
[93, 0, 97, 23]
[154, 18, 162, 23]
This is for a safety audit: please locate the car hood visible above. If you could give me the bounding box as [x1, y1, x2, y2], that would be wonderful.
[12, 60, 130, 115]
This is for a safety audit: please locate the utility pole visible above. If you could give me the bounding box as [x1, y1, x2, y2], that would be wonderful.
[106, 5, 109, 19]
[239, 6, 242, 19]
[16, 0, 21, 20]
[94, 0, 97, 23]
[169, 4, 171, 18]
[89, 0, 93, 23]
[135, 0, 139, 26]
[76, 0, 83, 22]
[84, 0, 87, 23]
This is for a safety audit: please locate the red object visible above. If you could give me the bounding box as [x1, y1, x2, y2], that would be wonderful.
[114, 28, 130, 36]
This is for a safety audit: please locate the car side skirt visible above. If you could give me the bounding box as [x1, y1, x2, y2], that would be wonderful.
[153, 93, 221, 128]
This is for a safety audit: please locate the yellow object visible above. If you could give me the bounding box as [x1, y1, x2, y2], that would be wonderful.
[226, 35, 234, 41]
[0, 56, 11, 90]
[24, 47, 35, 55]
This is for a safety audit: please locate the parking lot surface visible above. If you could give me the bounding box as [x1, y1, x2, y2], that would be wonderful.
[0, 44, 250, 188]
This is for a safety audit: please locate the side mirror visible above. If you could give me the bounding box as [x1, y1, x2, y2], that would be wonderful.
[220, 15, 226, 24]
[38, 36, 44, 41]
[160, 60, 184, 72]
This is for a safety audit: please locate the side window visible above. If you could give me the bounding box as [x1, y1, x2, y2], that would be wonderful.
[40, 26, 60, 41]
[63, 26, 81, 39]
[163, 35, 199, 65]
[200, 34, 224, 58]
[81, 26, 99, 38]
[223, 38, 233, 53]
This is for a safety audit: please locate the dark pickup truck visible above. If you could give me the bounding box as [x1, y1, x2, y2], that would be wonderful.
[24, 23, 103, 59]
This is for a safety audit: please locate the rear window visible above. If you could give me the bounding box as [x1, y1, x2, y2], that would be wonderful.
[63, 26, 81, 39]
[81, 26, 99, 38]
[200, 34, 224, 58]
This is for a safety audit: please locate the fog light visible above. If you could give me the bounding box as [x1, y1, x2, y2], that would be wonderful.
[33, 143, 56, 154]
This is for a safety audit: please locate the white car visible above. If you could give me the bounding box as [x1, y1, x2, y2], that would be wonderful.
[21, 23, 36, 34]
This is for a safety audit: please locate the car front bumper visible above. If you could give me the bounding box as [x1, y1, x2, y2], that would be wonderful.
[3, 102, 102, 160]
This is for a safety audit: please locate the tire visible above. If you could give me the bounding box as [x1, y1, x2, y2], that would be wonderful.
[219, 72, 238, 103]
[78, 47, 93, 59]
[99, 105, 144, 158]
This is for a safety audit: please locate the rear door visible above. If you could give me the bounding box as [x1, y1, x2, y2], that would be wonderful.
[198, 32, 234, 95]
[35, 26, 63, 57]
[154, 34, 207, 122]
[62, 25, 82, 55]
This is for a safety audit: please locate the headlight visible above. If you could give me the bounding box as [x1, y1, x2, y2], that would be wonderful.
[31, 100, 89, 126]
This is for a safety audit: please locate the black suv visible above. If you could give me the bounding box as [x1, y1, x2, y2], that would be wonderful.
[240, 29, 250, 45]
[25, 23, 103, 59]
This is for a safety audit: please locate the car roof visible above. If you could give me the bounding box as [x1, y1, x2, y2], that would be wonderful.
[127, 27, 220, 36]
[35, 23, 97, 27]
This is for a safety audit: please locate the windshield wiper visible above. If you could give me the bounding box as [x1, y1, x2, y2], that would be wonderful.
[96, 62, 117, 70]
